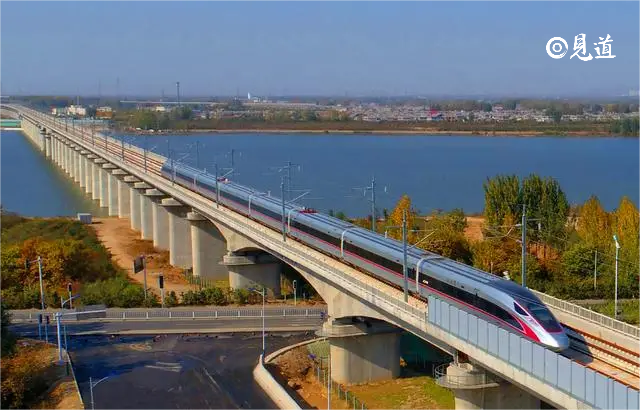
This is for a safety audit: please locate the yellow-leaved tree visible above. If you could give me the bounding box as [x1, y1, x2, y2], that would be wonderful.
[576, 196, 613, 251]
[614, 196, 639, 254]
[387, 195, 416, 241]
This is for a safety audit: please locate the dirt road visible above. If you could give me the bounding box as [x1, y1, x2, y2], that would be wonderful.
[90, 217, 194, 297]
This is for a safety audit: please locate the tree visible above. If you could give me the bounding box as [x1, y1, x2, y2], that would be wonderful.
[576, 196, 612, 251]
[614, 197, 639, 243]
[388, 195, 415, 240]
[483, 175, 521, 228]
[562, 242, 598, 278]
[522, 174, 569, 250]
[1, 301, 15, 357]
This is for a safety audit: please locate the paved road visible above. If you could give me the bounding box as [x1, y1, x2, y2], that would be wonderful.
[69, 332, 314, 409]
[11, 317, 324, 337]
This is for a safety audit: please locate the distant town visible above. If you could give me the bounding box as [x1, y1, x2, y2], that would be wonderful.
[5, 93, 639, 136]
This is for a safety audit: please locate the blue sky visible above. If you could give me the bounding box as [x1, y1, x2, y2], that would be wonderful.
[1, 1, 638, 97]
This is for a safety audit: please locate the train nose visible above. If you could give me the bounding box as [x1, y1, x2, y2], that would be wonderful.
[550, 332, 570, 352]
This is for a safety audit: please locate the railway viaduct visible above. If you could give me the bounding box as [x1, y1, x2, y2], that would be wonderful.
[6, 105, 639, 410]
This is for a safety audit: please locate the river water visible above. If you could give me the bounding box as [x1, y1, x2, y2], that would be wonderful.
[2, 130, 638, 217]
[126, 132, 639, 215]
[1, 130, 108, 217]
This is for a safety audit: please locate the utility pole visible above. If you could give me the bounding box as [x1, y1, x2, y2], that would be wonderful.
[351, 176, 378, 232]
[613, 235, 620, 320]
[195, 140, 200, 169]
[402, 210, 408, 302]
[281, 177, 287, 242]
[370, 176, 376, 232]
[594, 250, 598, 290]
[215, 164, 220, 207]
[521, 203, 527, 288]
[176, 81, 181, 108]
[37, 256, 48, 342]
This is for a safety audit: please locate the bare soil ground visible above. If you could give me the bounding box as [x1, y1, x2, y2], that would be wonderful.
[269, 346, 349, 409]
[269, 345, 454, 409]
[464, 216, 485, 242]
[90, 217, 195, 296]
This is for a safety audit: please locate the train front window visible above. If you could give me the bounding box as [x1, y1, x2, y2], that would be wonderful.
[526, 303, 562, 332]
[513, 303, 528, 316]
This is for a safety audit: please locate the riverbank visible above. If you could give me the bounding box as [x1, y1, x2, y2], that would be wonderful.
[118, 127, 626, 138]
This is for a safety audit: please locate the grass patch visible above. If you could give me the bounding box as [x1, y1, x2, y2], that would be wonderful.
[348, 373, 454, 409]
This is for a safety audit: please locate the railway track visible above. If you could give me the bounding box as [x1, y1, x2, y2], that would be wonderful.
[563, 325, 640, 390]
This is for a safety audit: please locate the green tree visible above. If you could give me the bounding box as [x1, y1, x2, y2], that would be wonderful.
[562, 242, 598, 278]
[483, 175, 521, 228]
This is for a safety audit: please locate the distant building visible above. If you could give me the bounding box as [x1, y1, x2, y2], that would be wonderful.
[51, 107, 65, 116]
[67, 105, 87, 117]
[96, 106, 113, 119]
[154, 105, 167, 112]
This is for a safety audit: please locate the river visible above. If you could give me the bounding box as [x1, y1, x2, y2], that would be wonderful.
[1, 130, 108, 217]
[126, 132, 638, 215]
[2, 130, 638, 217]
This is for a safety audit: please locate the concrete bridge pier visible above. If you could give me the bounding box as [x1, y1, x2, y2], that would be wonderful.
[52, 137, 59, 165]
[67, 146, 74, 178]
[126, 176, 142, 231]
[438, 360, 540, 409]
[56, 138, 63, 167]
[162, 198, 192, 268]
[92, 159, 106, 201]
[84, 155, 96, 195]
[150, 193, 170, 250]
[78, 152, 88, 189]
[137, 183, 154, 240]
[318, 319, 401, 385]
[41, 132, 50, 156]
[98, 165, 110, 208]
[117, 178, 131, 218]
[223, 252, 281, 297]
[68, 145, 76, 178]
[187, 211, 228, 280]
[73, 148, 82, 183]
[105, 166, 120, 216]
[61, 141, 69, 172]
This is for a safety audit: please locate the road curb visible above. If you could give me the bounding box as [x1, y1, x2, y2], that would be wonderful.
[64, 349, 84, 408]
[254, 338, 327, 409]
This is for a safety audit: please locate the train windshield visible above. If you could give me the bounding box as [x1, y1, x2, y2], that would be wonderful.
[525, 302, 563, 332]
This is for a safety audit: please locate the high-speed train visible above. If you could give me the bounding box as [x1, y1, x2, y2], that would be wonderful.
[162, 161, 569, 351]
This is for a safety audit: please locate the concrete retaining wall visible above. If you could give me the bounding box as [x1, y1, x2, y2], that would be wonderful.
[253, 354, 301, 410]
[254, 338, 327, 410]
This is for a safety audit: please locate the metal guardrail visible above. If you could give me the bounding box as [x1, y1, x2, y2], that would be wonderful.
[434, 362, 499, 388]
[9, 307, 327, 322]
[531, 290, 640, 339]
